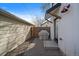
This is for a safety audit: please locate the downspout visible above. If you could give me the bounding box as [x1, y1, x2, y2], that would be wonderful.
[53, 17, 58, 43]
[53, 16, 61, 43]
[49, 13, 61, 43]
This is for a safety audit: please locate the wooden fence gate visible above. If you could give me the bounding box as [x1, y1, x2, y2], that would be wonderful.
[31, 27, 50, 38]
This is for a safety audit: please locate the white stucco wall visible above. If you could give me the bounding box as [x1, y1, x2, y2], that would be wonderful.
[58, 3, 79, 56]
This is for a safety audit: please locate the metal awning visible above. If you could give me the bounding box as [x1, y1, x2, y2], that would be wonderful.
[45, 3, 61, 20]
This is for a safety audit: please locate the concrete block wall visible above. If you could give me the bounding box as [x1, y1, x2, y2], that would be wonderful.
[0, 15, 32, 55]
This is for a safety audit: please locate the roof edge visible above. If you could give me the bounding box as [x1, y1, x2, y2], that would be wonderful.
[0, 8, 34, 26]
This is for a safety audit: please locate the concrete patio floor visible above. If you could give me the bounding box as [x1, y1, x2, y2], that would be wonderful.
[17, 38, 64, 56]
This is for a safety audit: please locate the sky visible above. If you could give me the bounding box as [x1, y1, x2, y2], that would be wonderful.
[0, 3, 45, 24]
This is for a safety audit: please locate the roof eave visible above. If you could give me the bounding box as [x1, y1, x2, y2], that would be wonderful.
[45, 3, 61, 19]
[0, 8, 34, 26]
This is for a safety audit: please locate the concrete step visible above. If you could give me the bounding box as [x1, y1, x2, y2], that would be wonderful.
[43, 40, 59, 50]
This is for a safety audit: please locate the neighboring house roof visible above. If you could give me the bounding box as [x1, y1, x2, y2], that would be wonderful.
[0, 8, 34, 26]
[41, 19, 53, 26]
[45, 3, 61, 20]
[41, 20, 48, 25]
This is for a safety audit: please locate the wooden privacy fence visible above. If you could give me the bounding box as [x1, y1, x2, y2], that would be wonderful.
[31, 27, 50, 38]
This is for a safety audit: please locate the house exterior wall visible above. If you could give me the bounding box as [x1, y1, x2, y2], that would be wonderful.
[41, 19, 54, 40]
[48, 17, 54, 40]
[50, 22, 54, 40]
[0, 15, 32, 55]
[57, 3, 79, 56]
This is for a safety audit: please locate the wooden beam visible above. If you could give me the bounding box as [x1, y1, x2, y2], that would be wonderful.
[49, 13, 61, 19]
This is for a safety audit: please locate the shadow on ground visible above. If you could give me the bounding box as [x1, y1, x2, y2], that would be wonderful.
[6, 38, 64, 56]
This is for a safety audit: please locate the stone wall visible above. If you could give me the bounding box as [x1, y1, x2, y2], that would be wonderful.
[0, 15, 32, 55]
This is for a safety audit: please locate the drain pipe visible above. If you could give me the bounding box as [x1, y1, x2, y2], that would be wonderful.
[54, 17, 58, 43]
[53, 16, 61, 43]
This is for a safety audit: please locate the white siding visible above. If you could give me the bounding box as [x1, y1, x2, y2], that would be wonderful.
[58, 3, 79, 55]
[0, 15, 32, 55]
[50, 22, 54, 40]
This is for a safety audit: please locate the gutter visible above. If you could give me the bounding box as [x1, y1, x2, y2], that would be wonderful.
[45, 3, 61, 20]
